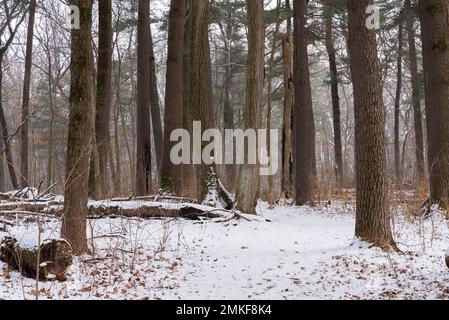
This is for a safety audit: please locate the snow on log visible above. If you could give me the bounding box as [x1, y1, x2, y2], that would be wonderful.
[0, 237, 73, 281]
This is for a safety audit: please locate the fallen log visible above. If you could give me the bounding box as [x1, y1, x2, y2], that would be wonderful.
[0, 237, 73, 281]
[86, 205, 225, 220]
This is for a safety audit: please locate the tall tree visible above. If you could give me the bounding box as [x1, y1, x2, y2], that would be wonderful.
[94, 0, 113, 197]
[187, 0, 232, 208]
[188, 0, 213, 202]
[20, 0, 36, 188]
[281, 0, 294, 198]
[347, 0, 396, 248]
[324, 4, 343, 185]
[235, 0, 265, 214]
[394, 19, 404, 184]
[266, 0, 282, 208]
[135, 0, 152, 195]
[404, 0, 425, 181]
[161, 0, 186, 195]
[148, 12, 164, 174]
[419, 0, 449, 208]
[61, 0, 94, 254]
[293, 0, 316, 205]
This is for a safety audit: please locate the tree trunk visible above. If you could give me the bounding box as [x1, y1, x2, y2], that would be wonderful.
[188, 0, 212, 202]
[293, 0, 316, 205]
[95, 0, 113, 197]
[61, 0, 94, 255]
[324, 5, 343, 186]
[404, 0, 426, 181]
[161, 0, 186, 195]
[182, 1, 197, 199]
[135, 0, 153, 196]
[394, 20, 404, 185]
[419, 0, 449, 208]
[347, 0, 396, 249]
[235, 0, 265, 214]
[20, 0, 36, 188]
[148, 18, 164, 174]
[281, 0, 294, 199]
[186, 0, 232, 209]
[223, 15, 236, 192]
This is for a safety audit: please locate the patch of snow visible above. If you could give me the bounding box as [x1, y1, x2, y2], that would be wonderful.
[1, 201, 449, 300]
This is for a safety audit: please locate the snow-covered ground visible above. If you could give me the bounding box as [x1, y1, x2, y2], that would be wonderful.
[1, 202, 449, 300]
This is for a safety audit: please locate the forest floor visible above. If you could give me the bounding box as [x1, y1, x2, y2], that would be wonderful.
[1, 194, 449, 300]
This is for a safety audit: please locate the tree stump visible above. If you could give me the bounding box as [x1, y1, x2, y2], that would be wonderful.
[0, 237, 73, 281]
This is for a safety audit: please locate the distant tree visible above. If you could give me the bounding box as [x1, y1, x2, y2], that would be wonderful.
[404, 0, 425, 181]
[20, 0, 36, 188]
[394, 18, 403, 184]
[324, 4, 343, 185]
[0, 1, 27, 191]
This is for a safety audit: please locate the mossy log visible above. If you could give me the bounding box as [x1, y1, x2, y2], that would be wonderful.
[0, 237, 73, 281]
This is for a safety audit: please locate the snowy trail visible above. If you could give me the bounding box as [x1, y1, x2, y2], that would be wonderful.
[1, 203, 449, 300]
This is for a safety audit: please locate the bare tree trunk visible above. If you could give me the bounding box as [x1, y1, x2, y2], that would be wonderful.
[61, 0, 94, 254]
[235, 0, 265, 214]
[281, 0, 294, 199]
[293, 0, 316, 205]
[404, 0, 426, 181]
[95, 0, 113, 197]
[324, 5, 343, 186]
[347, 0, 396, 249]
[419, 0, 449, 208]
[266, 0, 281, 207]
[222, 14, 235, 192]
[148, 18, 164, 175]
[161, 0, 186, 195]
[135, 0, 153, 196]
[188, 0, 212, 202]
[47, 56, 55, 188]
[394, 20, 404, 185]
[182, 1, 196, 199]
[20, 0, 36, 188]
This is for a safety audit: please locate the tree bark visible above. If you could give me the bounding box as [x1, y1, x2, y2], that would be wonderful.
[95, 0, 113, 197]
[20, 0, 36, 188]
[235, 0, 265, 214]
[419, 0, 449, 208]
[161, 0, 186, 195]
[347, 0, 396, 249]
[404, 0, 425, 181]
[135, 0, 153, 196]
[61, 0, 94, 255]
[293, 0, 316, 205]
